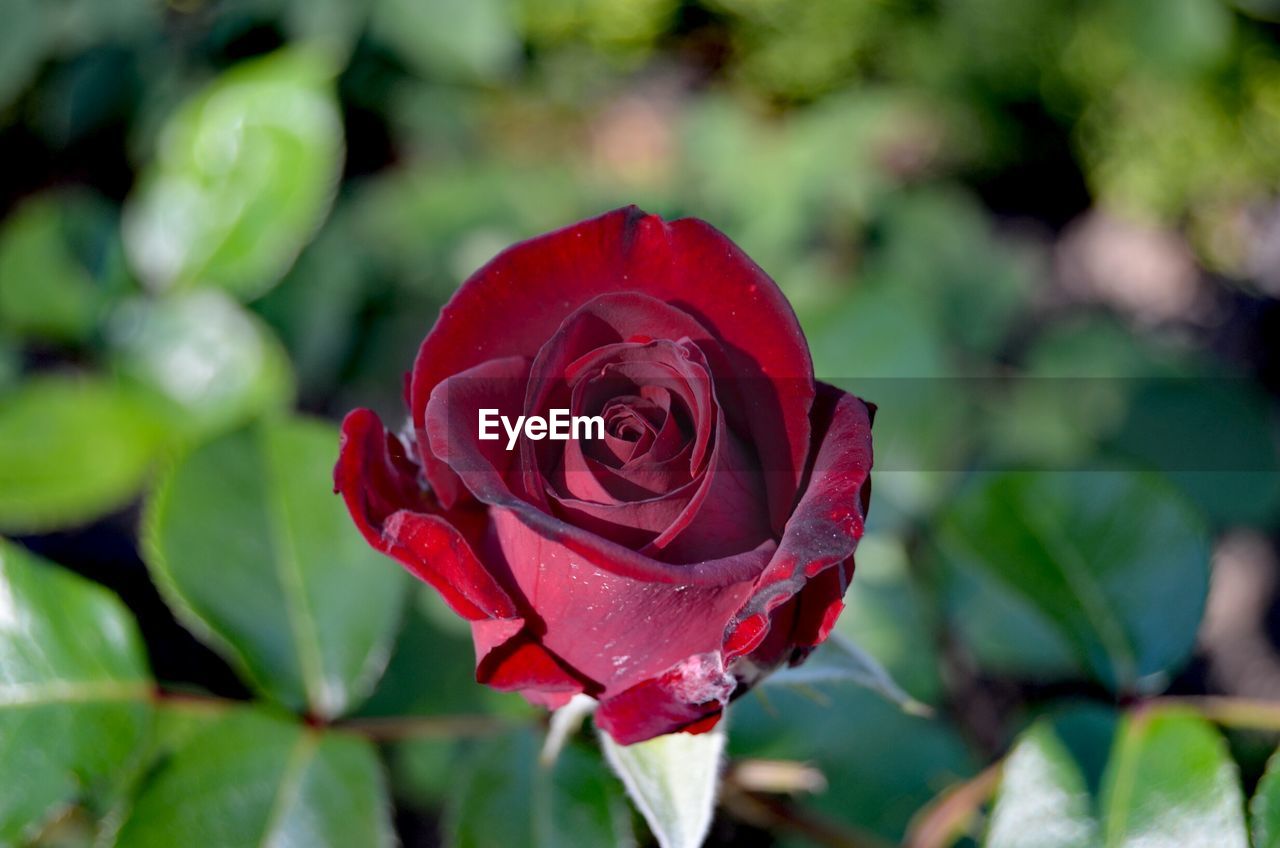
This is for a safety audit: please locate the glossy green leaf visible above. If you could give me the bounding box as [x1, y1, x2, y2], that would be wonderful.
[986, 721, 1098, 848]
[936, 470, 1210, 691]
[143, 417, 408, 719]
[0, 191, 132, 343]
[356, 587, 511, 719]
[1100, 708, 1247, 848]
[107, 290, 295, 440]
[447, 730, 634, 848]
[123, 48, 344, 301]
[1251, 747, 1280, 848]
[116, 708, 392, 848]
[0, 375, 167, 533]
[0, 540, 152, 844]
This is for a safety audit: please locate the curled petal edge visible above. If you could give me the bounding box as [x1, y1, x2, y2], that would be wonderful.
[336, 409, 586, 696]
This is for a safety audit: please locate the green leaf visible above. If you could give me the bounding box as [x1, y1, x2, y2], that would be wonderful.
[600, 723, 724, 848]
[107, 290, 295, 440]
[864, 188, 1035, 354]
[1100, 708, 1247, 848]
[936, 470, 1210, 691]
[0, 0, 48, 110]
[116, 708, 392, 848]
[370, 0, 519, 81]
[0, 191, 132, 343]
[986, 721, 1099, 848]
[356, 587, 510, 719]
[447, 730, 634, 848]
[123, 48, 345, 301]
[143, 417, 408, 719]
[0, 375, 167, 533]
[1251, 747, 1280, 848]
[763, 631, 930, 716]
[0, 540, 152, 844]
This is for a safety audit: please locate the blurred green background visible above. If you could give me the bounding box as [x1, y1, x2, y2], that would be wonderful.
[2, 0, 1280, 846]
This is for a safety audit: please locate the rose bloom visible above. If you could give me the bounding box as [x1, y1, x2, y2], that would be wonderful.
[335, 207, 873, 745]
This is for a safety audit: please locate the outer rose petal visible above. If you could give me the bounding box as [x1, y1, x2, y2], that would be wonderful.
[595, 385, 873, 745]
[595, 653, 736, 746]
[410, 207, 814, 529]
[335, 408, 585, 697]
[725, 383, 874, 668]
[487, 509, 763, 697]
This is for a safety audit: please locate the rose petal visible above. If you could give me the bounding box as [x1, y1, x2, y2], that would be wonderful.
[489, 509, 761, 698]
[409, 208, 814, 528]
[426, 368, 775, 586]
[595, 652, 735, 745]
[474, 625, 593, 702]
[423, 355, 533, 502]
[723, 383, 874, 664]
[335, 409, 545, 683]
[524, 296, 723, 493]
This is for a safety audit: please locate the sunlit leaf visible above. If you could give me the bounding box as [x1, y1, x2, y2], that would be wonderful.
[986, 721, 1098, 848]
[1251, 747, 1280, 848]
[107, 290, 295, 440]
[143, 417, 408, 719]
[123, 48, 344, 301]
[1100, 708, 1246, 848]
[116, 708, 392, 848]
[0, 540, 152, 844]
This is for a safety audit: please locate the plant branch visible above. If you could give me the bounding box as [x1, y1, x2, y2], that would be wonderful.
[1150, 696, 1280, 733]
[336, 714, 513, 741]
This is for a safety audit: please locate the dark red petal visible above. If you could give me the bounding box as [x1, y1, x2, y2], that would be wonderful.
[424, 355, 533, 503]
[334, 408, 433, 530]
[594, 652, 735, 745]
[489, 509, 763, 695]
[336, 408, 537, 682]
[789, 557, 857, 651]
[474, 626, 593, 702]
[724, 383, 874, 664]
[426, 370, 774, 585]
[523, 295, 723, 492]
[645, 414, 770, 563]
[409, 208, 814, 526]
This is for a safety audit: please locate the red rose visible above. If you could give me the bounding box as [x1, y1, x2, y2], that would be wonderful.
[335, 207, 873, 744]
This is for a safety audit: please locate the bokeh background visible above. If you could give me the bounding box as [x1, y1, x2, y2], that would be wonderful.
[2, 0, 1280, 846]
